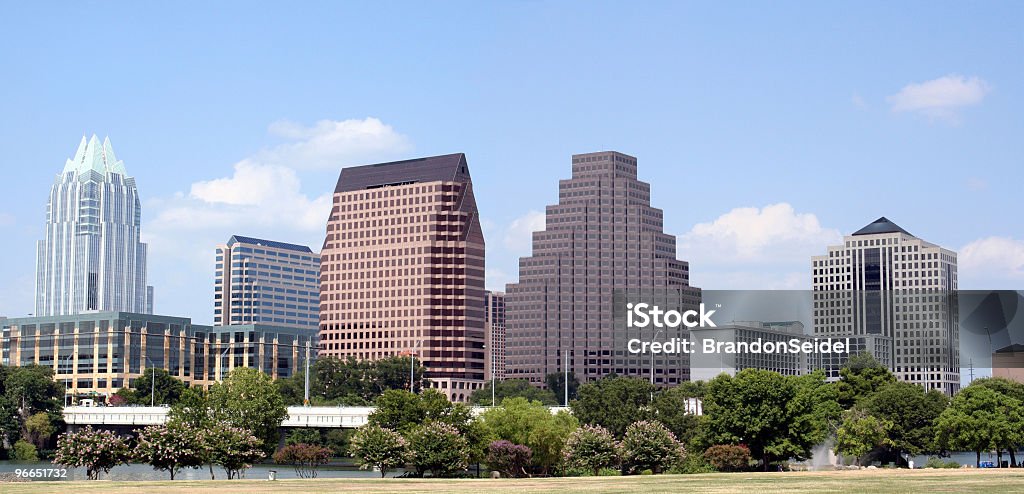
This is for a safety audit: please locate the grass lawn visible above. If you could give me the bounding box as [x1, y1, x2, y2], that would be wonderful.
[3, 469, 1024, 494]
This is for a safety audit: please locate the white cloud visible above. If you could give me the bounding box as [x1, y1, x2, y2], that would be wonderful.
[888, 74, 990, 121]
[260, 118, 412, 170]
[190, 160, 301, 206]
[503, 210, 545, 254]
[679, 203, 840, 290]
[959, 236, 1024, 288]
[681, 203, 840, 262]
[142, 117, 411, 319]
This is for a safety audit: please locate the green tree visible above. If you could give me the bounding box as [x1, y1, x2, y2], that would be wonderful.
[621, 420, 684, 474]
[286, 428, 323, 446]
[276, 356, 427, 406]
[935, 384, 1024, 468]
[2, 364, 63, 450]
[545, 372, 580, 406]
[368, 389, 489, 463]
[134, 422, 206, 480]
[407, 421, 470, 477]
[349, 424, 409, 477]
[970, 377, 1024, 467]
[703, 369, 836, 470]
[480, 397, 578, 474]
[469, 379, 558, 406]
[835, 353, 896, 409]
[835, 408, 893, 466]
[571, 376, 654, 437]
[860, 382, 948, 462]
[652, 384, 705, 448]
[207, 368, 288, 454]
[24, 412, 55, 450]
[168, 387, 215, 429]
[123, 368, 186, 406]
[52, 426, 131, 480]
[563, 424, 620, 475]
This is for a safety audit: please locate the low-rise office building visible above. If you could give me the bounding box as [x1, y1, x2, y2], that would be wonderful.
[690, 321, 813, 381]
[0, 312, 315, 402]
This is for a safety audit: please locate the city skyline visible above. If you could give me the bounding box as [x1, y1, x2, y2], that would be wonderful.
[1, 3, 1022, 322]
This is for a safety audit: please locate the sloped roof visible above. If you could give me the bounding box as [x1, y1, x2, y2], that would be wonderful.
[227, 235, 314, 253]
[333, 153, 470, 193]
[852, 217, 913, 237]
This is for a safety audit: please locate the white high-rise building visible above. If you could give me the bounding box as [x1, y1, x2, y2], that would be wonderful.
[35, 135, 152, 316]
[811, 217, 959, 395]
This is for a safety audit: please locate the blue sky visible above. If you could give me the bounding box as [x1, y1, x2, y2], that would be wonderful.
[0, 2, 1022, 323]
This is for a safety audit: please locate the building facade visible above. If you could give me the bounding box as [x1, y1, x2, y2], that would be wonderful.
[485, 291, 506, 381]
[993, 344, 1024, 384]
[505, 151, 700, 387]
[214, 235, 321, 330]
[689, 321, 813, 382]
[318, 154, 486, 402]
[35, 136, 153, 316]
[0, 312, 315, 401]
[812, 217, 960, 395]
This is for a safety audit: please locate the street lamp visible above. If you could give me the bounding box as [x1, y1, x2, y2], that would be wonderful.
[216, 343, 233, 382]
[143, 356, 157, 407]
[59, 353, 72, 406]
[409, 340, 423, 392]
[650, 328, 664, 402]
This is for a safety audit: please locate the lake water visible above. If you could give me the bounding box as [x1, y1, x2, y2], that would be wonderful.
[0, 459, 410, 481]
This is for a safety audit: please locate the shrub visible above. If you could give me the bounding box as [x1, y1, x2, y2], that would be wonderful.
[407, 421, 470, 477]
[621, 420, 685, 474]
[668, 452, 716, 474]
[273, 443, 332, 478]
[13, 440, 39, 461]
[924, 457, 961, 469]
[563, 424, 620, 476]
[486, 440, 532, 478]
[703, 444, 751, 472]
[53, 427, 131, 480]
[597, 467, 622, 476]
[134, 423, 206, 480]
[350, 424, 409, 478]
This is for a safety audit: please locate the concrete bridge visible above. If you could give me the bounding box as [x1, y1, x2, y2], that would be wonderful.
[63, 405, 573, 431]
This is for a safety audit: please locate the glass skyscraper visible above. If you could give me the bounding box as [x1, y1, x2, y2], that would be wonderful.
[214, 235, 321, 330]
[35, 136, 152, 316]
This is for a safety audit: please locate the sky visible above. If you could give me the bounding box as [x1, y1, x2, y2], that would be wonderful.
[0, 2, 1022, 326]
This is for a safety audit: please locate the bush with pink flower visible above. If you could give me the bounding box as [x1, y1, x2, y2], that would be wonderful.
[53, 426, 131, 480]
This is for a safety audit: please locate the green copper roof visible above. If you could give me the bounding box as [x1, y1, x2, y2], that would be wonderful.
[62, 134, 127, 176]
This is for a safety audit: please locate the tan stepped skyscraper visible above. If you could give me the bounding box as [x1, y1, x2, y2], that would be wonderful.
[318, 154, 486, 402]
[506, 151, 700, 387]
[812, 217, 960, 395]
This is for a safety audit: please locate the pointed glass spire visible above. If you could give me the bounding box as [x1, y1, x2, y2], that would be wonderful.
[59, 135, 128, 177]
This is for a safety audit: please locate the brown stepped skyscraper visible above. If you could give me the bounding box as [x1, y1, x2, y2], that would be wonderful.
[318, 154, 486, 402]
[506, 151, 700, 388]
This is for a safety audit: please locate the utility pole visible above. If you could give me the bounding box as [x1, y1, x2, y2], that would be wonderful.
[303, 340, 311, 406]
